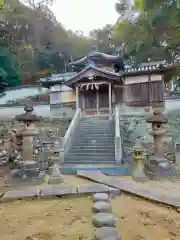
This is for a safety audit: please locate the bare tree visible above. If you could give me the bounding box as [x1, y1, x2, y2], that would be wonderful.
[22, 0, 55, 49]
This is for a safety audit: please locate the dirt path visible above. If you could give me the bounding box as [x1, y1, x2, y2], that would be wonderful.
[0, 194, 179, 240]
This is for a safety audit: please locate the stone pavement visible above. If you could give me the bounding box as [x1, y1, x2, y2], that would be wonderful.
[77, 171, 180, 208]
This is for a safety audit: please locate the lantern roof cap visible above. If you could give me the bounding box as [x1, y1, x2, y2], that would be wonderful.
[132, 140, 144, 152]
[146, 108, 168, 123]
[15, 103, 40, 122]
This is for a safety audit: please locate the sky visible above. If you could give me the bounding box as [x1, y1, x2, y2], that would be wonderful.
[51, 0, 119, 35]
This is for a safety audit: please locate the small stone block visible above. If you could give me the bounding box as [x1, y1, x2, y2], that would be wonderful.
[92, 213, 115, 228]
[48, 176, 64, 184]
[44, 174, 64, 184]
[92, 201, 112, 213]
[93, 193, 110, 203]
[93, 227, 121, 240]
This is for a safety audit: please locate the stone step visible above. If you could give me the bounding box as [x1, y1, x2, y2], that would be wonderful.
[78, 123, 115, 128]
[74, 136, 115, 140]
[64, 161, 116, 164]
[71, 146, 115, 150]
[71, 141, 115, 146]
[78, 129, 115, 132]
[65, 157, 115, 161]
[65, 160, 116, 164]
[76, 130, 115, 134]
[72, 137, 115, 140]
[80, 120, 114, 123]
[78, 128, 115, 131]
[71, 142, 115, 146]
[69, 150, 115, 154]
[80, 122, 114, 124]
[67, 152, 115, 156]
[79, 125, 114, 129]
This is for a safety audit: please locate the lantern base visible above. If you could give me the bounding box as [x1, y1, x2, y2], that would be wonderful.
[7, 160, 45, 185]
[132, 161, 148, 182]
[144, 155, 179, 180]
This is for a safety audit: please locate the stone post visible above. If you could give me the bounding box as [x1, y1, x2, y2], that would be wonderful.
[144, 108, 176, 179]
[132, 140, 148, 182]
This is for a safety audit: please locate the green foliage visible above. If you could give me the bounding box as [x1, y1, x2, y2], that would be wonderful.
[0, 0, 110, 85]
[0, 46, 20, 92]
[113, 0, 180, 66]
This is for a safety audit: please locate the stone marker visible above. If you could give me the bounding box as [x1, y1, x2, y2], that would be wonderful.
[93, 193, 110, 203]
[93, 227, 121, 240]
[92, 212, 115, 228]
[92, 201, 112, 213]
[44, 163, 64, 184]
[132, 140, 148, 182]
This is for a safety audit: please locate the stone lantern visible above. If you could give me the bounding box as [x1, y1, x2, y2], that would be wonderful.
[144, 108, 176, 179]
[10, 103, 43, 181]
[15, 104, 40, 162]
[132, 140, 148, 182]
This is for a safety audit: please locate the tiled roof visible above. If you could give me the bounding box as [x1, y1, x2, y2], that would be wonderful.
[39, 62, 173, 85]
[122, 62, 172, 75]
[69, 52, 123, 66]
[39, 72, 77, 83]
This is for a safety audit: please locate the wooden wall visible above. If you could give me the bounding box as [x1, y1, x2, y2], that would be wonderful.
[124, 74, 164, 107]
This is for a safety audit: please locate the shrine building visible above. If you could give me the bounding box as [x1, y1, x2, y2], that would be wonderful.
[39, 46, 173, 119]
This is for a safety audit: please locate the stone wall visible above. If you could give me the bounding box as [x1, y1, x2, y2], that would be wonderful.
[120, 111, 180, 162]
[0, 118, 70, 138]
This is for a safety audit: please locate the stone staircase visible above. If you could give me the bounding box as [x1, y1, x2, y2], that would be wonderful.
[65, 118, 116, 165]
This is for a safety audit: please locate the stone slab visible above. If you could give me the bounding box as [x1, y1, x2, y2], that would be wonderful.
[92, 212, 115, 228]
[77, 171, 180, 208]
[93, 227, 121, 240]
[0, 183, 120, 202]
[77, 184, 120, 195]
[93, 193, 110, 203]
[92, 201, 112, 213]
[39, 186, 76, 198]
[1, 189, 39, 202]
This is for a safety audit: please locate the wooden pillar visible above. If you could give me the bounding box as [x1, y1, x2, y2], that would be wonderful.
[109, 82, 112, 120]
[82, 92, 85, 110]
[112, 86, 115, 114]
[96, 89, 99, 115]
[76, 86, 79, 109]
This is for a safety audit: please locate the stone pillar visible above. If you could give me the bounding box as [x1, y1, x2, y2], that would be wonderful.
[76, 86, 79, 109]
[21, 124, 38, 162]
[108, 82, 112, 120]
[132, 141, 147, 182]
